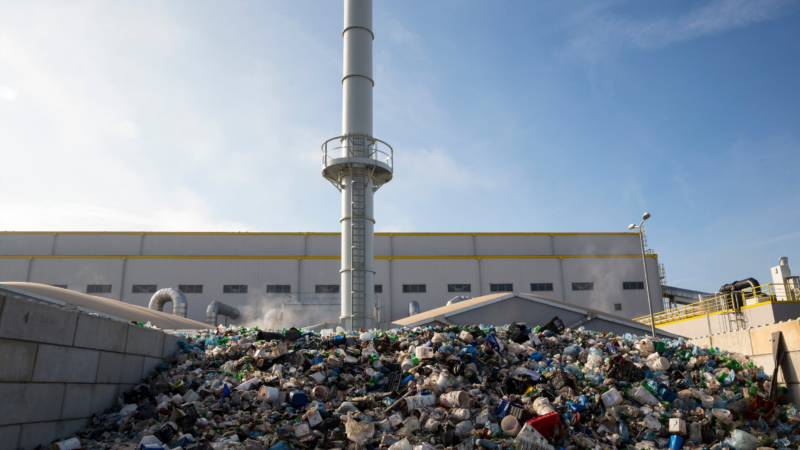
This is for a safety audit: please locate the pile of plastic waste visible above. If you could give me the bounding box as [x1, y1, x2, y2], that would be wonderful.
[48, 318, 800, 450]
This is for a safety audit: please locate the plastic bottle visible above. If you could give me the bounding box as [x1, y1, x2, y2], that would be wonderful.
[619, 420, 629, 443]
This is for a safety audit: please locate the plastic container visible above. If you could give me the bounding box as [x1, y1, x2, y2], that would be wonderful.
[450, 408, 470, 421]
[453, 420, 473, 437]
[669, 435, 684, 450]
[668, 418, 686, 436]
[689, 423, 701, 443]
[440, 390, 470, 408]
[289, 390, 308, 406]
[526, 412, 564, 439]
[311, 385, 329, 402]
[712, 408, 734, 427]
[725, 430, 762, 450]
[406, 394, 436, 411]
[501, 415, 522, 437]
[632, 385, 659, 406]
[259, 386, 279, 403]
[643, 415, 661, 431]
[744, 395, 776, 420]
[415, 347, 434, 359]
[601, 388, 624, 407]
[532, 397, 555, 415]
[701, 395, 714, 409]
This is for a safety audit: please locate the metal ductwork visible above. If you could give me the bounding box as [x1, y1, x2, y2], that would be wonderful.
[206, 301, 240, 326]
[718, 278, 761, 294]
[408, 301, 420, 317]
[718, 278, 761, 310]
[447, 296, 472, 306]
[148, 288, 187, 318]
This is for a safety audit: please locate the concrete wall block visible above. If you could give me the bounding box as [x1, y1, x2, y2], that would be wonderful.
[122, 354, 145, 384]
[162, 333, 181, 359]
[31, 344, 100, 383]
[750, 320, 800, 355]
[90, 384, 120, 417]
[0, 383, 65, 426]
[61, 384, 120, 420]
[0, 425, 21, 450]
[60, 384, 93, 420]
[710, 329, 753, 356]
[0, 338, 38, 382]
[95, 351, 124, 384]
[125, 325, 166, 358]
[73, 314, 128, 352]
[142, 356, 162, 380]
[689, 336, 712, 349]
[749, 354, 783, 383]
[0, 296, 78, 345]
[17, 418, 89, 450]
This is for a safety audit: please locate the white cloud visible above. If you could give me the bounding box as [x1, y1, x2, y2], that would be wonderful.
[0, 86, 16, 101]
[566, 0, 797, 62]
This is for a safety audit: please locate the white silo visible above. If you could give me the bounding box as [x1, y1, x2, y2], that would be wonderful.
[321, 0, 393, 330]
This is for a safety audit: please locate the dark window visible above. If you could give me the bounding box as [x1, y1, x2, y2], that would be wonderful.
[132, 284, 157, 294]
[448, 284, 471, 293]
[50, 284, 67, 289]
[623, 281, 645, 290]
[223, 285, 248, 294]
[179, 285, 203, 294]
[266, 285, 291, 293]
[87, 284, 112, 294]
[402, 284, 426, 293]
[530, 283, 554, 292]
[572, 282, 594, 291]
[374, 285, 383, 293]
[490, 283, 513, 292]
[315, 285, 340, 293]
[614, 303, 622, 311]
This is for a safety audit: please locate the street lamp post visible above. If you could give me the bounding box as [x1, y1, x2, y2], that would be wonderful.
[629, 212, 657, 338]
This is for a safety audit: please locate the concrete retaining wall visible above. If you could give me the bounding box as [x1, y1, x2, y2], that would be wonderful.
[688, 318, 800, 405]
[658, 302, 800, 338]
[0, 292, 182, 450]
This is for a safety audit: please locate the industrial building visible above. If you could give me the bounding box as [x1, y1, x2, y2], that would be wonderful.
[0, 231, 664, 328]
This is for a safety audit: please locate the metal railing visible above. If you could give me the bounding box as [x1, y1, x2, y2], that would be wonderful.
[634, 281, 800, 326]
[321, 134, 393, 170]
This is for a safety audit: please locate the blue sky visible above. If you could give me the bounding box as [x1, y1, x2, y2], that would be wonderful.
[1, 0, 798, 293]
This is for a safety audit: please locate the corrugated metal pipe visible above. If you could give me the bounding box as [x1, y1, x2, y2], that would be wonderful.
[206, 301, 240, 326]
[148, 287, 187, 318]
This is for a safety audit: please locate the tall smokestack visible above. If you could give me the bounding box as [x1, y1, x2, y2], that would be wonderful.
[321, 0, 394, 330]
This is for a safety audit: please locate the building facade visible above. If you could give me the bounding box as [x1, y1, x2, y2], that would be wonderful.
[0, 231, 663, 328]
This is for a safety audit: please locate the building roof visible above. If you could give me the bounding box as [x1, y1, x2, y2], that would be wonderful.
[392, 291, 679, 338]
[0, 282, 209, 330]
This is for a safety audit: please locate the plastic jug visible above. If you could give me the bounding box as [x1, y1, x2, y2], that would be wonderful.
[289, 390, 308, 406]
[601, 388, 624, 407]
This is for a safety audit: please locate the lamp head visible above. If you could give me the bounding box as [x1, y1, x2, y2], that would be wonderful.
[628, 224, 636, 230]
[642, 212, 651, 221]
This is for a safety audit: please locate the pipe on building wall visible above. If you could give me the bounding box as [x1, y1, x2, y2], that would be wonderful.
[148, 287, 187, 318]
[408, 300, 419, 317]
[206, 301, 240, 326]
